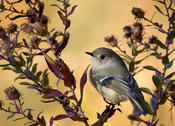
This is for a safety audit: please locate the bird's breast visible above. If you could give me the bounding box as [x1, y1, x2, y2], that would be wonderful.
[96, 84, 127, 104]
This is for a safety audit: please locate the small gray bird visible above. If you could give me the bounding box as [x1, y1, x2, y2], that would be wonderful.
[86, 47, 151, 116]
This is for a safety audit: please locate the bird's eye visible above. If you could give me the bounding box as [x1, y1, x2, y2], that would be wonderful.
[100, 55, 105, 60]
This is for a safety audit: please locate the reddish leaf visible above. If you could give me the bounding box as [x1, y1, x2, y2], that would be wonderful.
[54, 114, 69, 120]
[42, 87, 63, 97]
[44, 54, 74, 87]
[56, 58, 74, 87]
[70, 115, 88, 122]
[50, 114, 69, 126]
[57, 11, 66, 24]
[80, 65, 90, 91]
[68, 5, 78, 16]
[44, 54, 64, 79]
[78, 65, 90, 106]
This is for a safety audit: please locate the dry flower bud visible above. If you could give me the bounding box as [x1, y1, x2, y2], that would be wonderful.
[7, 23, 17, 33]
[132, 22, 143, 41]
[27, 9, 37, 24]
[123, 26, 133, 38]
[149, 35, 157, 44]
[132, 7, 145, 19]
[104, 34, 118, 46]
[4, 86, 21, 100]
[40, 15, 48, 27]
[20, 23, 33, 33]
[30, 36, 41, 49]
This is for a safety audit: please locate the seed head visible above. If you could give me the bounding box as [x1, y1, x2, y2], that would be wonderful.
[4, 86, 21, 100]
[7, 23, 17, 33]
[149, 35, 158, 44]
[104, 34, 118, 47]
[132, 7, 145, 19]
[123, 26, 133, 38]
[30, 36, 41, 49]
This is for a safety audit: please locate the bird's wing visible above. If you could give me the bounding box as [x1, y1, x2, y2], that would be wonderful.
[99, 74, 144, 99]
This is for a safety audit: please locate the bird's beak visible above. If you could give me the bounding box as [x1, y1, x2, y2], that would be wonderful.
[85, 52, 94, 57]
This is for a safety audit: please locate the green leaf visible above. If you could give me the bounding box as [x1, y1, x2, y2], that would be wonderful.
[131, 43, 137, 56]
[27, 55, 34, 68]
[162, 55, 169, 64]
[165, 72, 175, 80]
[167, 80, 175, 89]
[154, 40, 167, 49]
[154, 5, 166, 15]
[27, 113, 33, 120]
[0, 64, 10, 67]
[139, 87, 152, 95]
[39, 116, 46, 126]
[18, 55, 25, 67]
[51, 4, 63, 11]
[42, 69, 49, 87]
[152, 75, 162, 89]
[19, 82, 32, 85]
[2, 66, 14, 71]
[35, 71, 42, 81]
[167, 30, 175, 40]
[170, 10, 175, 21]
[150, 52, 161, 59]
[31, 63, 38, 74]
[137, 48, 145, 54]
[143, 66, 157, 71]
[134, 59, 143, 64]
[140, 99, 153, 114]
[159, 96, 168, 105]
[120, 54, 132, 62]
[129, 61, 135, 72]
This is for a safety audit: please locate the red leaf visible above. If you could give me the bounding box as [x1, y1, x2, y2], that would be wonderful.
[68, 5, 78, 16]
[44, 54, 64, 79]
[50, 114, 69, 126]
[42, 87, 63, 97]
[80, 65, 90, 91]
[53, 114, 69, 120]
[78, 65, 90, 106]
[44, 54, 74, 87]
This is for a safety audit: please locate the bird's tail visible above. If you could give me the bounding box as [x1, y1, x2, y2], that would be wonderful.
[129, 97, 152, 116]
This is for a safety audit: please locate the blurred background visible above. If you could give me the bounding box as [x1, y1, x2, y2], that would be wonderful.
[0, 0, 175, 125]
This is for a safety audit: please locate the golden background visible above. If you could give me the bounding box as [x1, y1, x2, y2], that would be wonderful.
[0, 0, 175, 126]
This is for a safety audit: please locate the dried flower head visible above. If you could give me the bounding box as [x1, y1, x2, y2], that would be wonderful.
[39, 15, 48, 27]
[20, 23, 33, 33]
[104, 34, 118, 47]
[4, 86, 21, 100]
[30, 36, 41, 49]
[132, 7, 145, 19]
[149, 35, 158, 44]
[7, 23, 17, 33]
[123, 26, 133, 38]
[27, 9, 37, 24]
[132, 22, 143, 41]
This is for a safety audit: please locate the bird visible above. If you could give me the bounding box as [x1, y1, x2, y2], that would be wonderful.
[86, 47, 151, 117]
